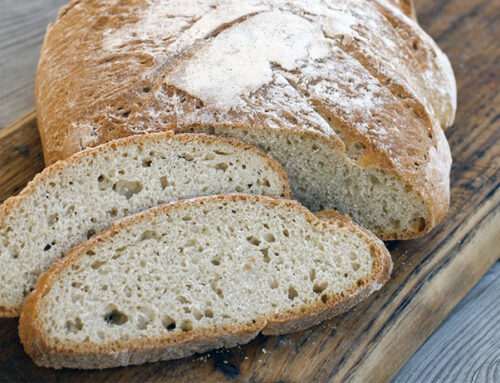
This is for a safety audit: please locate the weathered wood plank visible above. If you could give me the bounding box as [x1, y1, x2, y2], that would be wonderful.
[394, 260, 500, 382]
[0, 110, 43, 202]
[0, 0, 66, 129]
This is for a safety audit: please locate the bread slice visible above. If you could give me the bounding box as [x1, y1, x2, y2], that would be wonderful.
[35, 0, 455, 240]
[0, 133, 290, 317]
[19, 194, 392, 370]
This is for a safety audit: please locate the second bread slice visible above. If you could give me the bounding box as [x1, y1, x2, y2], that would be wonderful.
[0, 132, 290, 317]
[20, 194, 392, 369]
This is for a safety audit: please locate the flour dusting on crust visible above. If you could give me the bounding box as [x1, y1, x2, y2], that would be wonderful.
[167, 11, 330, 110]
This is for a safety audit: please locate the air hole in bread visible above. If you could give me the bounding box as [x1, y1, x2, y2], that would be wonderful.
[86, 229, 96, 239]
[159, 176, 174, 189]
[269, 278, 278, 289]
[235, 186, 243, 192]
[211, 282, 224, 298]
[193, 310, 203, 321]
[112, 180, 143, 199]
[140, 230, 159, 241]
[65, 317, 83, 334]
[214, 163, 228, 171]
[91, 260, 105, 270]
[211, 258, 221, 266]
[260, 248, 270, 263]
[411, 216, 426, 231]
[180, 320, 193, 332]
[179, 153, 194, 162]
[97, 175, 113, 190]
[264, 233, 275, 243]
[246, 236, 260, 246]
[66, 205, 75, 215]
[47, 213, 59, 226]
[22, 287, 34, 298]
[103, 307, 128, 326]
[86, 250, 96, 256]
[313, 281, 328, 294]
[142, 159, 152, 168]
[204, 309, 214, 318]
[321, 294, 328, 304]
[309, 268, 316, 281]
[288, 285, 298, 300]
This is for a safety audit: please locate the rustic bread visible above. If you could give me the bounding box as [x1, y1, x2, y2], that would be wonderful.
[35, 0, 456, 239]
[0, 132, 290, 317]
[19, 194, 392, 370]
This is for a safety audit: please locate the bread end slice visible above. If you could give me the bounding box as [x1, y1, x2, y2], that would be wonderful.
[19, 195, 391, 369]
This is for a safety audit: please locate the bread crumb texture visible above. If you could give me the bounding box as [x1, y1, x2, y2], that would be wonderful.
[20, 195, 391, 369]
[0, 133, 289, 316]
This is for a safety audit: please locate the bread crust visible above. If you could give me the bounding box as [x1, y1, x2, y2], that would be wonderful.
[0, 132, 290, 318]
[385, 0, 417, 20]
[35, 0, 454, 240]
[19, 194, 392, 369]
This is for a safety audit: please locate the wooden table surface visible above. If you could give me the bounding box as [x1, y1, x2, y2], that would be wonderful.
[0, 0, 499, 381]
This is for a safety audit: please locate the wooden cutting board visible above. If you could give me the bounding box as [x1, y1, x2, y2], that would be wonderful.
[0, 1, 498, 381]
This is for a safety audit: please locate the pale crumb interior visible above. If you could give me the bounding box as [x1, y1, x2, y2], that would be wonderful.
[181, 126, 427, 236]
[0, 136, 286, 310]
[40, 198, 375, 345]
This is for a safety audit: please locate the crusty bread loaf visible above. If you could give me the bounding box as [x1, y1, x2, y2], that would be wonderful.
[19, 194, 392, 370]
[35, 0, 455, 240]
[0, 132, 290, 317]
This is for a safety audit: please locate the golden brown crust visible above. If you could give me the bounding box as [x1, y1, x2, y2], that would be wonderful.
[19, 194, 392, 369]
[35, 0, 454, 240]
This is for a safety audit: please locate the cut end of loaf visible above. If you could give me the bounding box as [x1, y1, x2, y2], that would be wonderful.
[19, 195, 391, 369]
[177, 126, 449, 240]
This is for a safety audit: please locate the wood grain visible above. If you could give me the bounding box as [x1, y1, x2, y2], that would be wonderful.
[0, 0, 66, 130]
[0, 0, 499, 381]
[394, 261, 500, 382]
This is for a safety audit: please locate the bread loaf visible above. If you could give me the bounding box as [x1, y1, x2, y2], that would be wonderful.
[0, 132, 289, 317]
[35, 0, 456, 239]
[19, 194, 392, 369]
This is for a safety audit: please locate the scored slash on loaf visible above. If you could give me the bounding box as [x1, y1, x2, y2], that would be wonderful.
[19, 195, 392, 370]
[0, 132, 290, 317]
[35, 0, 456, 239]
